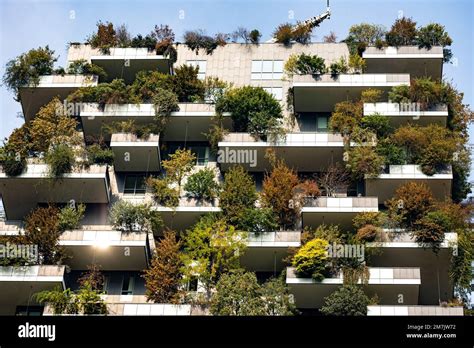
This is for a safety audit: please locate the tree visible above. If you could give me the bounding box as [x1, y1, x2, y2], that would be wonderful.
[24, 206, 66, 265]
[412, 211, 447, 252]
[323, 31, 337, 43]
[146, 177, 180, 208]
[346, 23, 386, 46]
[231, 27, 250, 43]
[320, 285, 369, 316]
[385, 182, 435, 228]
[261, 160, 300, 229]
[3, 46, 57, 101]
[249, 29, 262, 44]
[285, 53, 326, 75]
[162, 148, 196, 191]
[172, 65, 205, 102]
[78, 264, 105, 291]
[89, 21, 117, 54]
[210, 270, 295, 316]
[216, 86, 283, 139]
[273, 23, 293, 46]
[237, 207, 278, 233]
[345, 146, 384, 179]
[317, 163, 351, 197]
[67, 59, 107, 79]
[181, 216, 246, 297]
[360, 113, 391, 138]
[57, 203, 86, 231]
[183, 30, 220, 54]
[292, 238, 329, 280]
[184, 168, 219, 201]
[329, 100, 363, 136]
[385, 17, 418, 46]
[115, 24, 131, 47]
[218, 166, 257, 224]
[416, 23, 453, 62]
[45, 144, 75, 177]
[143, 230, 183, 303]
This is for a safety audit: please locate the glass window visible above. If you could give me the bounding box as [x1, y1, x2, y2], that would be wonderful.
[189, 146, 209, 165]
[317, 116, 328, 131]
[124, 175, 146, 195]
[251, 60, 284, 80]
[121, 275, 135, 295]
[263, 87, 283, 101]
[273, 60, 284, 73]
[251, 60, 262, 73]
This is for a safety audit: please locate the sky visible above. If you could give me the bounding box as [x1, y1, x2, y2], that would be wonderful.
[0, 0, 473, 178]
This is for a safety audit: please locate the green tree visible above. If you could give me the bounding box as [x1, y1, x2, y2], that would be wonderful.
[320, 286, 369, 316]
[416, 23, 453, 62]
[218, 166, 257, 224]
[143, 230, 183, 303]
[109, 201, 162, 233]
[162, 148, 196, 191]
[3, 46, 57, 101]
[184, 168, 219, 201]
[292, 238, 329, 280]
[172, 65, 205, 102]
[385, 17, 418, 46]
[346, 146, 385, 179]
[329, 100, 363, 137]
[237, 207, 278, 233]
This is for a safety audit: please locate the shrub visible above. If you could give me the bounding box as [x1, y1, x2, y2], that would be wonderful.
[3, 46, 57, 101]
[130, 33, 157, 51]
[348, 53, 366, 73]
[376, 139, 407, 165]
[249, 29, 262, 44]
[285, 53, 326, 75]
[184, 168, 219, 201]
[162, 148, 196, 190]
[361, 88, 384, 103]
[329, 100, 363, 136]
[385, 182, 435, 228]
[1, 154, 26, 176]
[320, 285, 369, 316]
[109, 201, 161, 233]
[412, 211, 447, 251]
[291, 22, 312, 44]
[67, 59, 107, 79]
[219, 166, 257, 224]
[345, 23, 387, 47]
[216, 86, 283, 139]
[345, 146, 385, 179]
[146, 177, 179, 208]
[329, 57, 349, 76]
[385, 17, 418, 46]
[152, 88, 179, 130]
[355, 224, 379, 242]
[353, 211, 388, 229]
[304, 224, 347, 245]
[86, 144, 114, 165]
[58, 204, 86, 231]
[183, 30, 220, 54]
[360, 113, 391, 138]
[292, 238, 329, 280]
[128, 70, 172, 102]
[115, 24, 131, 47]
[416, 23, 453, 62]
[68, 79, 130, 106]
[323, 31, 337, 43]
[273, 23, 293, 46]
[237, 207, 278, 233]
[45, 144, 75, 177]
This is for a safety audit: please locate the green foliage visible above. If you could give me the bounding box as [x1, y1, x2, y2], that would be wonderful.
[45, 144, 75, 177]
[348, 53, 366, 73]
[184, 168, 219, 201]
[302, 224, 347, 245]
[143, 230, 183, 303]
[146, 177, 180, 208]
[412, 211, 448, 252]
[273, 23, 312, 45]
[35, 287, 79, 315]
[109, 201, 162, 233]
[353, 211, 388, 230]
[216, 86, 283, 139]
[152, 87, 179, 131]
[320, 286, 369, 316]
[218, 166, 257, 224]
[345, 146, 384, 179]
[416, 23, 453, 62]
[360, 113, 391, 138]
[162, 148, 196, 190]
[345, 23, 387, 54]
[131, 33, 157, 51]
[181, 217, 246, 293]
[249, 29, 262, 44]
[329, 100, 363, 136]
[273, 23, 293, 46]
[128, 70, 172, 102]
[3, 46, 57, 101]
[183, 30, 225, 54]
[285, 53, 326, 75]
[172, 65, 205, 102]
[361, 89, 384, 103]
[88, 21, 117, 54]
[376, 139, 407, 165]
[237, 207, 278, 233]
[292, 238, 329, 280]
[58, 204, 86, 231]
[329, 57, 349, 76]
[86, 144, 114, 165]
[450, 231, 474, 303]
[67, 59, 107, 79]
[210, 270, 295, 316]
[68, 78, 131, 106]
[385, 17, 418, 46]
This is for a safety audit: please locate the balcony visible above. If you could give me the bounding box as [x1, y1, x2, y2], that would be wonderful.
[80, 103, 229, 141]
[0, 265, 65, 315]
[301, 196, 378, 229]
[363, 102, 448, 127]
[363, 46, 444, 79]
[365, 165, 453, 202]
[240, 231, 301, 272]
[0, 162, 111, 220]
[110, 133, 161, 172]
[68, 44, 171, 84]
[218, 132, 345, 172]
[286, 266, 421, 308]
[367, 305, 463, 316]
[292, 74, 410, 112]
[367, 231, 457, 305]
[59, 229, 150, 271]
[154, 196, 221, 232]
[19, 74, 98, 122]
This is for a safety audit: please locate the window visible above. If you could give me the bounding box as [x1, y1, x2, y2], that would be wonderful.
[121, 275, 135, 295]
[186, 60, 207, 80]
[251, 60, 283, 80]
[123, 175, 146, 195]
[317, 116, 328, 131]
[262, 87, 283, 101]
[189, 146, 210, 166]
[15, 306, 43, 316]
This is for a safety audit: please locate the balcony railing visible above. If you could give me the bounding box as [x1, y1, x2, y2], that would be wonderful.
[363, 46, 444, 56]
[381, 164, 452, 176]
[221, 132, 344, 144]
[111, 133, 160, 143]
[292, 73, 410, 84]
[287, 267, 421, 281]
[247, 231, 301, 244]
[364, 102, 448, 114]
[0, 265, 65, 278]
[304, 196, 378, 208]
